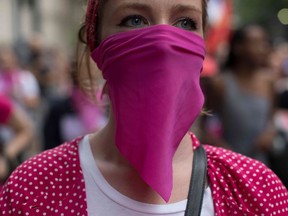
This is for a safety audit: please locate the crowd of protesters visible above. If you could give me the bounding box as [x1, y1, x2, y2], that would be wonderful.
[0, 24, 287, 189]
[0, 35, 108, 184]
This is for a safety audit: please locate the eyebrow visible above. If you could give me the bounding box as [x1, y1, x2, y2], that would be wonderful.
[171, 4, 202, 15]
[113, 2, 202, 15]
[114, 2, 153, 14]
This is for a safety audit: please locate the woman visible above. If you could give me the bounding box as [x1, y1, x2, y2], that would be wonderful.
[202, 25, 276, 166]
[0, 46, 40, 110]
[1, 0, 287, 215]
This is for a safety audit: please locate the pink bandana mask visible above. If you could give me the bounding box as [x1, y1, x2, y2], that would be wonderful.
[91, 25, 205, 202]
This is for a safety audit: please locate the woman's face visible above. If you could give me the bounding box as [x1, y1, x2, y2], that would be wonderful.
[243, 27, 270, 66]
[99, 0, 204, 42]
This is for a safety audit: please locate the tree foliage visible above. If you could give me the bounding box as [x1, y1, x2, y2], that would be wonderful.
[234, 0, 288, 41]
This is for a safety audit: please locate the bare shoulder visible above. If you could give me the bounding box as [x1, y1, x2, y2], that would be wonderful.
[256, 68, 277, 83]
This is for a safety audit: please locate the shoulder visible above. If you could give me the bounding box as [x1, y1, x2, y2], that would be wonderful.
[256, 68, 276, 84]
[204, 145, 288, 215]
[18, 70, 37, 80]
[0, 137, 84, 211]
[18, 71, 40, 94]
[9, 136, 82, 178]
[204, 144, 285, 187]
[204, 145, 273, 180]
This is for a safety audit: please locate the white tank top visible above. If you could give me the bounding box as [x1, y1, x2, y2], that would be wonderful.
[79, 135, 214, 216]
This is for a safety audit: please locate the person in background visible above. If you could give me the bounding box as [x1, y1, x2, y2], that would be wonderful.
[269, 42, 288, 188]
[0, 94, 33, 185]
[202, 25, 276, 166]
[0, 45, 41, 161]
[43, 62, 108, 150]
[0, 46, 40, 111]
[0, 1, 287, 215]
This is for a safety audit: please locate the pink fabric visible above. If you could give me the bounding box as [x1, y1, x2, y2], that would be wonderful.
[71, 87, 107, 132]
[1, 136, 288, 215]
[0, 94, 13, 124]
[0, 70, 19, 97]
[92, 25, 205, 202]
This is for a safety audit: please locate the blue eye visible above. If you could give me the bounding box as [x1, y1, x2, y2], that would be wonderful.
[119, 15, 149, 28]
[175, 18, 197, 31]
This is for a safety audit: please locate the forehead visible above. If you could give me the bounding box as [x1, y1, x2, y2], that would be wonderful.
[103, 0, 202, 13]
[245, 27, 268, 42]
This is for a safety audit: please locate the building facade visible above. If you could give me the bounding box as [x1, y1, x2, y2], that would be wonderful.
[0, 0, 85, 50]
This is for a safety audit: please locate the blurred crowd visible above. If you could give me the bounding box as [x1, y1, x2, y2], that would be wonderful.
[199, 24, 288, 188]
[0, 34, 108, 185]
[0, 24, 287, 189]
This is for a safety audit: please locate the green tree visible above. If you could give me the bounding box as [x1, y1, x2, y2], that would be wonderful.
[234, 0, 288, 41]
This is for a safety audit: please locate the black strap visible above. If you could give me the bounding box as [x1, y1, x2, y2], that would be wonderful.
[185, 145, 207, 216]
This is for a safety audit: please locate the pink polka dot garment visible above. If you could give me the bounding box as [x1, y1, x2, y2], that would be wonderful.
[0, 137, 87, 216]
[0, 135, 288, 215]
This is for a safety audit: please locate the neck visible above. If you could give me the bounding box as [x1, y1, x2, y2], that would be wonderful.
[232, 63, 259, 78]
[89, 108, 194, 203]
[90, 108, 193, 168]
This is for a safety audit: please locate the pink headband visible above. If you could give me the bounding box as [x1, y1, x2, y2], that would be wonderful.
[86, 0, 100, 51]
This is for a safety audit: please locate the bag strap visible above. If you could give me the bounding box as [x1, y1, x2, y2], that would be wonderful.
[184, 145, 207, 216]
